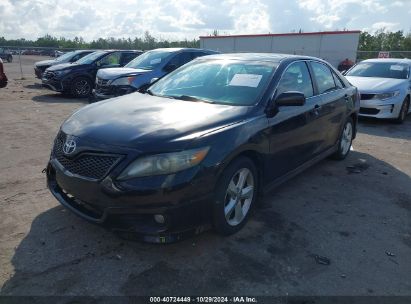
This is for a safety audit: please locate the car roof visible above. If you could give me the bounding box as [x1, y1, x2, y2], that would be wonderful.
[362, 58, 411, 65]
[149, 48, 218, 53]
[198, 53, 319, 63]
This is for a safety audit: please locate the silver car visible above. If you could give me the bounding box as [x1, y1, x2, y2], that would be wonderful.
[345, 58, 411, 123]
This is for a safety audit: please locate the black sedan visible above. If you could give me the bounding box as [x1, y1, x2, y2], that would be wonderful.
[46, 53, 359, 243]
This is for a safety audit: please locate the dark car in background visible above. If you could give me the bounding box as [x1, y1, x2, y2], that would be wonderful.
[47, 53, 359, 243]
[0, 48, 13, 63]
[0, 58, 7, 88]
[42, 50, 142, 97]
[93, 48, 218, 100]
[34, 50, 94, 79]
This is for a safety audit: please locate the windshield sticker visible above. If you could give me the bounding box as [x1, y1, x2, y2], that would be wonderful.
[150, 58, 162, 65]
[390, 65, 404, 71]
[229, 74, 262, 88]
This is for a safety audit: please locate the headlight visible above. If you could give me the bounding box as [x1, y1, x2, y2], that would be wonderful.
[111, 76, 136, 86]
[117, 147, 210, 180]
[373, 91, 400, 100]
[54, 69, 71, 76]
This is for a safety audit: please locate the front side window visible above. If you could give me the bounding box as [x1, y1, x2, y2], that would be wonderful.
[98, 52, 121, 66]
[76, 51, 106, 64]
[311, 62, 337, 94]
[346, 62, 409, 79]
[167, 52, 194, 68]
[149, 59, 277, 106]
[277, 61, 313, 98]
[125, 50, 173, 70]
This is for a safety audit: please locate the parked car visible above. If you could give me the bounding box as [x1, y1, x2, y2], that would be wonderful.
[345, 58, 411, 123]
[46, 53, 359, 243]
[34, 50, 94, 79]
[42, 50, 142, 97]
[0, 58, 7, 88]
[0, 48, 13, 63]
[93, 48, 218, 100]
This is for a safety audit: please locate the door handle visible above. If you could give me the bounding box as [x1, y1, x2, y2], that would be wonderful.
[344, 94, 350, 101]
[312, 104, 321, 116]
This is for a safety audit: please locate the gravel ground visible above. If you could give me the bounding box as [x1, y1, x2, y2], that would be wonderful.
[0, 55, 410, 297]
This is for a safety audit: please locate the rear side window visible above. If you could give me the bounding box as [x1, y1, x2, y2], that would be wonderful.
[311, 62, 337, 94]
[277, 61, 314, 98]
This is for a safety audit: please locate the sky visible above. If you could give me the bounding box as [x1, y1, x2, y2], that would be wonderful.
[1, 0, 411, 41]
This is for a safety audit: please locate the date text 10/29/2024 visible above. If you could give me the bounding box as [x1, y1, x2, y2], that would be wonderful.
[149, 297, 258, 303]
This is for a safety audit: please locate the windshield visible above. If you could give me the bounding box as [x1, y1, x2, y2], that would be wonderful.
[55, 51, 76, 62]
[125, 50, 173, 70]
[76, 51, 105, 64]
[346, 62, 409, 79]
[149, 59, 277, 106]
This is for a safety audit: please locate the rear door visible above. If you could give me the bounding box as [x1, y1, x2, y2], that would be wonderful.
[308, 61, 350, 151]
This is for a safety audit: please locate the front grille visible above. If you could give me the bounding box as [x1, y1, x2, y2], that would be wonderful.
[360, 94, 375, 100]
[360, 107, 380, 115]
[53, 132, 120, 180]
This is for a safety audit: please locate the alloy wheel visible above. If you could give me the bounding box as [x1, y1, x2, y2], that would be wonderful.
[341, 122, 353, 156]
[224, 168, 255, 226]
[74, 79, 91, 96]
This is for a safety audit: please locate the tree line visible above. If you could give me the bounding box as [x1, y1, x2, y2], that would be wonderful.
[1, 30, 411, 53]
[0, 31, 200, 50]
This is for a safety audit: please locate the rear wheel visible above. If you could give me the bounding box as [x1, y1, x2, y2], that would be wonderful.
[331, 117, 354, 160]
[395, 97, 410, 124]
[212, 157, 258, 235]
[70, 77, 92, 98]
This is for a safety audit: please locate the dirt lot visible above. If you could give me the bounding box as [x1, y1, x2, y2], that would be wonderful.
[0, 55, 411, 298]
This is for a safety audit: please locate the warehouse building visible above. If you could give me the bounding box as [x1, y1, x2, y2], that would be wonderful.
[200, 30, 361, 68]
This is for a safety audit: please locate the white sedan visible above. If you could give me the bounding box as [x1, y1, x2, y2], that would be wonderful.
[345, 58, 411, 123]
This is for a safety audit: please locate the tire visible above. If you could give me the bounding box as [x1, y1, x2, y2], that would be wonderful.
[331, 117, 354, 160]
[7, 55, 12, 63]
[212, 156, 258, 235]
[395, 97, 410, 124]
[70, 77, 93, 98]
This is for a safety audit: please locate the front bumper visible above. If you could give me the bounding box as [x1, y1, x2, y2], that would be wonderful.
[359, 97, 404, 119]
[42, 77, 64, 92]
[46, 156, 215, 243]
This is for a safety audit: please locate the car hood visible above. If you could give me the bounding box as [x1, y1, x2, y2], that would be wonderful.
[97, 68, 152, 80]
[62, 93, 251, 151]
[35, 59, 56, 67]
[48, 62, 87, 71]
[345, 76, 407, 93]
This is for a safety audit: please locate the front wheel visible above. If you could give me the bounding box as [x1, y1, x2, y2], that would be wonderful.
[331, 117, 354, 160]
[70, 77, 92, 98]
[395, 97, 410, 124]
[212, 157, 258, 235]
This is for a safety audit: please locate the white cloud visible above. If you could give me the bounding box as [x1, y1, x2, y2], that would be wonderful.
[0, 0, 410, 41]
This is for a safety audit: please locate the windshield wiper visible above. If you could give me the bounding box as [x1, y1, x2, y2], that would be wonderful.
[168, 95, 213, 103]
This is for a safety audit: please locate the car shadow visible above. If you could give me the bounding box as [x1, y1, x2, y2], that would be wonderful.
[32, 94, 89, 104]
[1, 151, 411, 296]
[23, 83, 44, 90]
[357, 116, 411, 140]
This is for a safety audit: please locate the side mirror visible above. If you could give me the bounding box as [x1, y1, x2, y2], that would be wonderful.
[275, 91, 306, 107]
[164, 64, 177, 72]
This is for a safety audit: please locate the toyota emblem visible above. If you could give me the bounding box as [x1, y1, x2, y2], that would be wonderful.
[63, 138, 77, 155]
